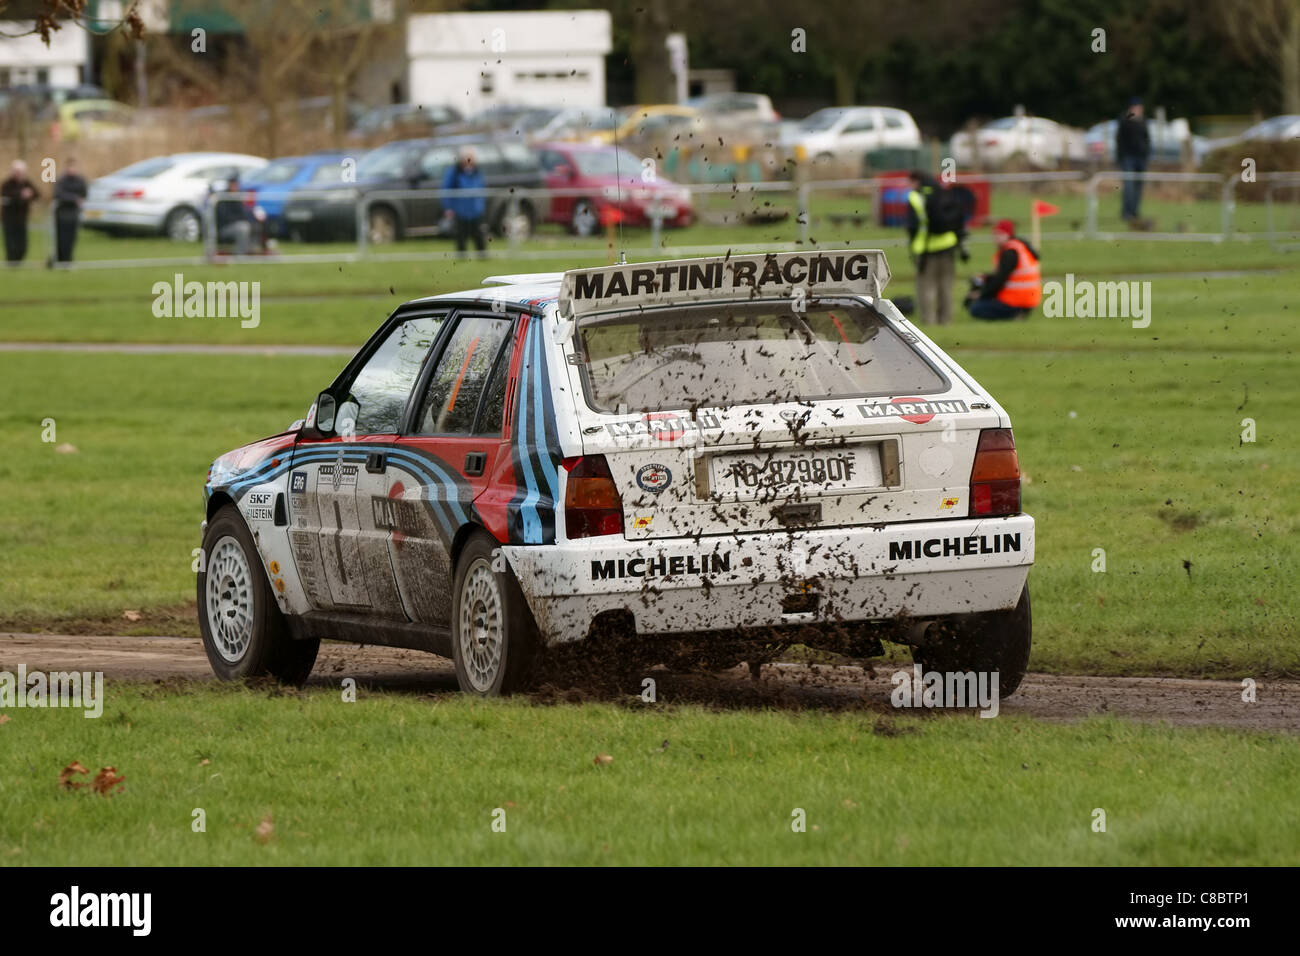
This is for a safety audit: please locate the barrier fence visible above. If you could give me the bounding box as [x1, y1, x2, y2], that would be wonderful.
[31, 169, 1300, 270]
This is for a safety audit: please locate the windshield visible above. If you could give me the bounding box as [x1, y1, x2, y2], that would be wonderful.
[985, 117, 1020, 130]
[115, 157, 177, 179]
[799, 108, 847, 131]
[355, 143, 414, 180]
[577, 302, 946, 413]
[572, 148, 642, 177]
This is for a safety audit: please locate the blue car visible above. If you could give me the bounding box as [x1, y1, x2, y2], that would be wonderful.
[241, 151, 354, 238]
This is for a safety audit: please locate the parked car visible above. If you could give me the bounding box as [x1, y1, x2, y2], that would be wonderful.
[536, 142, 693, 235]
[83, 152, 268, 241]
[197, 249, 1034, 697]
[527, 106, 620, 143]
[1084, 117, 1208, 165]
[56, 99, 135, 139]
[950, 115, 1086, 168]
[239, 151, 354, 239]
[685, 92, 780, 126]
[282, 136, 546, 243]
[349, 103, 463, 141]
[1203, 114, 1300, 154]
[589, 104, 704, 147]
[783, 106, 922, 167]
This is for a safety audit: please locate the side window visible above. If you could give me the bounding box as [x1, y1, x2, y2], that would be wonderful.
[419, 146, 455, 179]
[341, 314, 444, 436]
[414, 316, 513, 435]
[476, 337, 514, 435]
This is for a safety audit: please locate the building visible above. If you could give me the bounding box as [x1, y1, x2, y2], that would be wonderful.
[0, 20, 89, 89]
[406, 10, 612, 115]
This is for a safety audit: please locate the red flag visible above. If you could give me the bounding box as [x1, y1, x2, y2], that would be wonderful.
[1032, 199, 1060, 217]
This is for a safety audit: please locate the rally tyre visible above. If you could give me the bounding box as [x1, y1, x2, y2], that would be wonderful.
[450, 532, 541, 696]
[197, 505, 319, 685]
[911, 584, 1031, 699]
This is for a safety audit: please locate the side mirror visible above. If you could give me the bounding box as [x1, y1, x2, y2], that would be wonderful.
[313, 391, 337, 434]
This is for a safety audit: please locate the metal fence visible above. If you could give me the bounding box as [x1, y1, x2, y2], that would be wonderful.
[35, 168, 1300, 270]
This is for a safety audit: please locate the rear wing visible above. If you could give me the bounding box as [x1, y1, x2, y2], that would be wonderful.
[558, 250, 891, 319]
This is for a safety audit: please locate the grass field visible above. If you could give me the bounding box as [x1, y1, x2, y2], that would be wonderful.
[2, 238, 1295, 677]
[1, 682, 1296, 866]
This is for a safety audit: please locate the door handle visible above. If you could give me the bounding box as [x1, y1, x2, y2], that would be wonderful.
[365, 452, 386, 474]
[464, 451, 487, 477]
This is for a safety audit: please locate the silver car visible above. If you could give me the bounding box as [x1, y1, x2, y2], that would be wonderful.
[83, 152, 267, 241]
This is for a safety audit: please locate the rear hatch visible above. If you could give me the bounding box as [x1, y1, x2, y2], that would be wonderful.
[565, 297, 1004, 539]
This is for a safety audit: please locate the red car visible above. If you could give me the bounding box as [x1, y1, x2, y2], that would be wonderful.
[536, 142, 694, 236]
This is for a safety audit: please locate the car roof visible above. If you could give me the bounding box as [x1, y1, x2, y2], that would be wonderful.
[412, 274, 562, 311]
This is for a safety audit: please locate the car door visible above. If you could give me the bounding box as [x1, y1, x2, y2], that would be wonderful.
[406, 144, 453, 234]
[836, 111, 880, 162]
[384, 311, 517, 626]
[287, 312, 447, 618]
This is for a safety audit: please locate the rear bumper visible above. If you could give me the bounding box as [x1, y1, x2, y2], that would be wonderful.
[503, 514, 1034, 645]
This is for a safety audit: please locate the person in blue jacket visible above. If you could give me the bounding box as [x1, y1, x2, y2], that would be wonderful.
[442, 146, 487, 256]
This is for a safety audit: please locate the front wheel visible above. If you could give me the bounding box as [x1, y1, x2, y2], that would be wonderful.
[197, 505, 319, 685]
[912, 583, 1031, 699]
[450, 532, 541, 696]
[165, 206, 202, 242]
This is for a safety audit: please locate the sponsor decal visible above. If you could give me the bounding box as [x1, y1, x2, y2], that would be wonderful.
[606, 411, 722, 442]
[858, 398, 969, 425]
[245, 491, 275, 522]
[290, 471, 307, 494]
[590, 551, 731, 580]
[940, 497, 959, 511]
[561, 251, 887, 315]
[888, 533, 1021, 561]
[371, 494, 425, 538]
[636, 463, 672, 493]
[319, 461, 359, 491]
[632, 515, 653, 530]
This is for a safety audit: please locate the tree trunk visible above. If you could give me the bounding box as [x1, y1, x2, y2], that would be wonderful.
[629, 0, 675, 104]
[833, 63, 856, 106]
[1284, 5, 1300, 115]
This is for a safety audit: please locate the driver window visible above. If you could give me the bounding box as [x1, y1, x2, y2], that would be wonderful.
[341, 314, 444, 436]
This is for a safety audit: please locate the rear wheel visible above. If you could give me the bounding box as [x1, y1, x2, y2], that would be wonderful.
[197, 505, 319, 685]
[165, 206, 202, 242]
[450, 532, 541, 696]
[911, 584, 1031, 699]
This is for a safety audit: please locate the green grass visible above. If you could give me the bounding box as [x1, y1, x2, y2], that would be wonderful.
[0, 241, 1296, 676]
[1, 683, 1296, 865]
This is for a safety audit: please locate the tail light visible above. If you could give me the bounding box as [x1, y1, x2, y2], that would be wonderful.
[112, 188, 145, 199]
[969, 428, 1021, 517]
[563, 455, 623, 538]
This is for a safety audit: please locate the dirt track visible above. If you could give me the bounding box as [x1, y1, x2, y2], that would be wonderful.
[1, 632, 1295, 733]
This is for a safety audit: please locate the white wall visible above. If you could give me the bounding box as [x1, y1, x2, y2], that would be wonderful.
[0, 20, 89, 87]
[407, 10, 611, 114]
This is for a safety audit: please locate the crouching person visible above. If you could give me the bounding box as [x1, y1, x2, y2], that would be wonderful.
[966, 219, 1041, 320]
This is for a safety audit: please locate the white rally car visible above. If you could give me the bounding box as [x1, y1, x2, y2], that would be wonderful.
[199, 250, 1033, 696]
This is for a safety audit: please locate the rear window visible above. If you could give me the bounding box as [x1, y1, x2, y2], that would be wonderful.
[576, 301, 946, 413]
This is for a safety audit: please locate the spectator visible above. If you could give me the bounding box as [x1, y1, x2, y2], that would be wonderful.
[1116, 97, 1151, 223]
[905, 170, 961, 326]
[965, 219, 1041, 320]
[212, 176, 254, 255]
[442, 146, 487, 257]
[1, 159, 39, 265]
[52, 156, 88, 264]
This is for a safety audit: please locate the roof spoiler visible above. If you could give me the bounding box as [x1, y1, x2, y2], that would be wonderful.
[557, 250, 890, 318]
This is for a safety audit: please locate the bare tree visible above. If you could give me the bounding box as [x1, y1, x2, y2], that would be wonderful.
[1217, 0, 1300, 114]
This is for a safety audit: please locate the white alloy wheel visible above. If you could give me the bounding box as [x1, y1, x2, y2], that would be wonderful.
[205, 535, 255, 663]
[458, 558, 504, 692]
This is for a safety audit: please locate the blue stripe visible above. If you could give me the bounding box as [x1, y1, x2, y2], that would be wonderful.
[516, 325, 542, 543]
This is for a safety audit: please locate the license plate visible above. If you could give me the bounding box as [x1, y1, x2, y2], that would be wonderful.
[83, 209, 103, 220]
[710, 445, 882, 497]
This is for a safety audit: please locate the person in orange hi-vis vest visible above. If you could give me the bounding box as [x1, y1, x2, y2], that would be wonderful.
[964, 218, 1041, 321]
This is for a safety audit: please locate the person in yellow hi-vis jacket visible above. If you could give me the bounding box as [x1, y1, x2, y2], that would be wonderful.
[905, 171, 963, 326]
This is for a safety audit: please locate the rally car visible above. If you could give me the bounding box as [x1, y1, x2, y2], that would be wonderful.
[198, 250, 1034, 697]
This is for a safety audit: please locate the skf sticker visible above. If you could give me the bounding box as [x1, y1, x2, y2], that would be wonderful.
[636, 463, 672, 493]
[940, 497, 959, 511]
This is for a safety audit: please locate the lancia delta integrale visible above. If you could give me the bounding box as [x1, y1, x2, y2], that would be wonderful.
[198, 250, 1034, 696]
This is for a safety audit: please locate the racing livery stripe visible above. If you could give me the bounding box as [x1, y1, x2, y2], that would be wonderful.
[508, 313, 562, 545]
